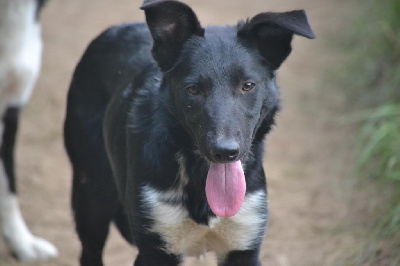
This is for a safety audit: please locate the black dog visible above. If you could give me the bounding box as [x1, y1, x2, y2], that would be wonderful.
[64, 1, 314, 265]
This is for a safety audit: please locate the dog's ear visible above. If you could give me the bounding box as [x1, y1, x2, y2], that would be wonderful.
[237, 10, 315, 70]
[141, 0, 204, 71]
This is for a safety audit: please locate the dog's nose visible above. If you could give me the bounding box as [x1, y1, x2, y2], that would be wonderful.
[211, 140, 239, 163]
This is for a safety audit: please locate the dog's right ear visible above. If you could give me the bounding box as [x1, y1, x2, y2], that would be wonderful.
[141, 0, 204, 71]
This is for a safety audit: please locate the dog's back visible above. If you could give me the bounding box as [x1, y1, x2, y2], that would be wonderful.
[64, 22, 155, 177]
[64, 22, 159, 253]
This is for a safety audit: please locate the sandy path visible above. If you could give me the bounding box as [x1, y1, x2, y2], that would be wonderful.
[0, 0, 353, 265]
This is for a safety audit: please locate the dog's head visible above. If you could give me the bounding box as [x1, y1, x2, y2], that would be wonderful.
[142, 0, 314, 217]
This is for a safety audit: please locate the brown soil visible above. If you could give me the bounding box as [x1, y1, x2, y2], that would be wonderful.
[0, 0, 355, 265]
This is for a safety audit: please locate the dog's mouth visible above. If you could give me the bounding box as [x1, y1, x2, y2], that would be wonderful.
[205, 160, 246, 218]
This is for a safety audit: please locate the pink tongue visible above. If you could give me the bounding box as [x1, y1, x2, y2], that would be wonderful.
[205, 161, 246, 217]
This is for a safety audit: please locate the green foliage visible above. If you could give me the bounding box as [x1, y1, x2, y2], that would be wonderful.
[338, 0, 400, 263]
[356, 104, 400, 183]
[338, 0, 400, 107]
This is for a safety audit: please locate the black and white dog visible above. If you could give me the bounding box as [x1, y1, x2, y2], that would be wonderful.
[0, 0, 58, 262]
[64, 1, 314, 265]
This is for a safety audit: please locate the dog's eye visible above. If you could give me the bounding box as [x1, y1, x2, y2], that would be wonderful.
[242, 82, 255, 91]
[187, 85, 200, 95]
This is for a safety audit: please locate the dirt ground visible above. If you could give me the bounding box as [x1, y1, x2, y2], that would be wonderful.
[0, 0, 356, 265]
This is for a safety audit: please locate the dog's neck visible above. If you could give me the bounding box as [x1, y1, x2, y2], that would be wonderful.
[142, 82, 213, 224]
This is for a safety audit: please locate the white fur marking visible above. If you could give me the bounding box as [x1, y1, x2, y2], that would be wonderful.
[0, 159, 58, 262]
[142, 185, 267, 258]
[0, 1, 58, 261]
[0, 0, 42, 110]
[175, 150, 189, 188]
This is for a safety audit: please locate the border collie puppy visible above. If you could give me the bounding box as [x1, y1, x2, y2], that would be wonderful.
[64, 1, 314, 265]
[0, 0, 58, 262]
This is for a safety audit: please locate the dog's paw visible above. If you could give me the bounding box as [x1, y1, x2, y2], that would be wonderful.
[4, 232, 58, 262]
[1, 196, 59, 262]
[3, 222, 58, 262]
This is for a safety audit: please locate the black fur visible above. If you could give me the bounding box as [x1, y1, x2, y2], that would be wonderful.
[35, 0, 47, 20]
[64, 1, 314, 265]
[0, 0, 59, 262]
[0, 0, 47, 196]
[1, 107, 21, 193]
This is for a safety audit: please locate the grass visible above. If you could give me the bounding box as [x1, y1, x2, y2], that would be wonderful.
[337, 0, 400, 108]
[331, 0, 400, 264]
[355, 105, 400, 183]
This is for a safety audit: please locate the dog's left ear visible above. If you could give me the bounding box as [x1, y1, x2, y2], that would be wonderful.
[237, 10, 315, 70]
[141, 0, 205, 71]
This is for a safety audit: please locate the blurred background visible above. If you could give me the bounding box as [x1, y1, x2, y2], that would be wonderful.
[0, 0, 399, 265]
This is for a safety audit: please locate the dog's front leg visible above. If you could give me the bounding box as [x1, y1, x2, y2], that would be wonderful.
[0, 107, 58, 262]
[134, 253, 181, 266]
[218, 249, 261, 266]
[134, 234, 182, 266]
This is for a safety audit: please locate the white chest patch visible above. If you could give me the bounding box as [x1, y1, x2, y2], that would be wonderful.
[141, 185, 267, 257]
